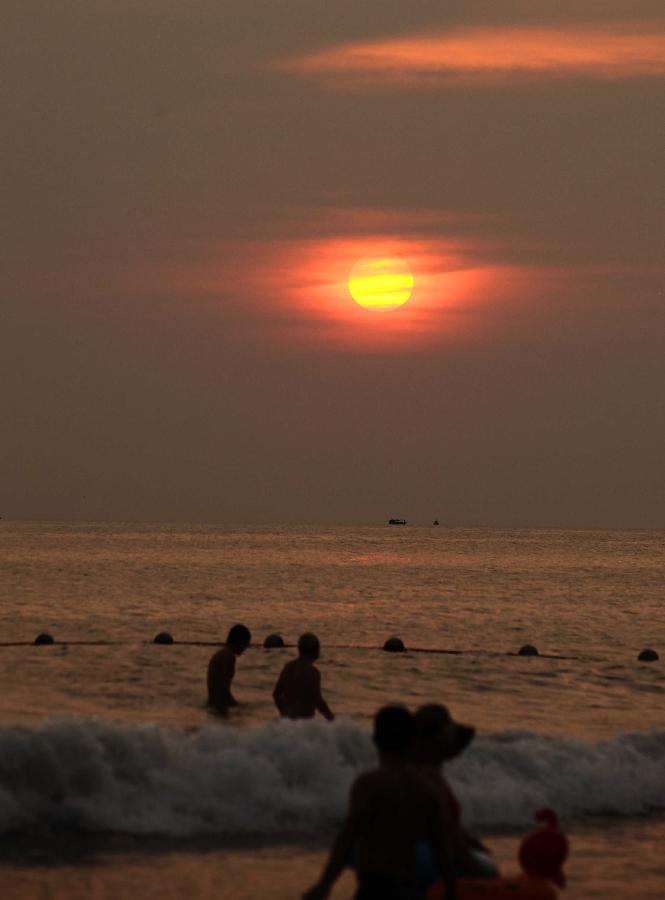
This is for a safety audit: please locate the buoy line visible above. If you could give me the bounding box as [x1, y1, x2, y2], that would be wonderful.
[0, 638, 656, 662]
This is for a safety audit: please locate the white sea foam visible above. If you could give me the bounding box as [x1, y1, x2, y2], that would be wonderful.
[0, 718, 663, 838]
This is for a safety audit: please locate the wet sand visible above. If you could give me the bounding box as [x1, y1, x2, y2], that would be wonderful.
[1, 821, 664, 899]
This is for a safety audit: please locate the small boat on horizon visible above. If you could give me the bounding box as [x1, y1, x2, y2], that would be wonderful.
[388, 518, 407, 525]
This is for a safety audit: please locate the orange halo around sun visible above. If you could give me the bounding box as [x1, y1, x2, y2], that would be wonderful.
[348, 255, 414, 311]
[175, 227, 542, 349]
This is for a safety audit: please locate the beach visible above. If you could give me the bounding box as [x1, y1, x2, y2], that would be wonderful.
[2, 826, 665, 900]
[0, 522, 663, 898]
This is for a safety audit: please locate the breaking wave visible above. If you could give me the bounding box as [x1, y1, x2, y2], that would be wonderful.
[0, 718, 663, 838]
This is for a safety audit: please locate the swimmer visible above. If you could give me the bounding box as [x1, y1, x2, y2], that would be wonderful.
[273, 632, 334, 721]
[303, 706, 457, 900]
[206, 623, 251, 716]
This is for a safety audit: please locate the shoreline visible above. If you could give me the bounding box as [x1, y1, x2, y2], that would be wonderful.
[1, 821, 664, 899]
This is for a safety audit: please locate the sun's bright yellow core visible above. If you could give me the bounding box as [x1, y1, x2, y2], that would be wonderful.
[348, 256, 414, 312]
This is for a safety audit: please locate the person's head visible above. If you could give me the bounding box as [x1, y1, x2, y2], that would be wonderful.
[226, 623, 251, 655]
[373, 705, 415, 761]
[412, 704, 475, 765]
[297, 632, 320, 661]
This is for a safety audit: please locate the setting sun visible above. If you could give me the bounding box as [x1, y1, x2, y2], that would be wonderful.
[348, 255, 414, 311]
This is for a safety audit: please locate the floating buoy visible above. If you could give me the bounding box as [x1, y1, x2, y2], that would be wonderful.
[34, 633, 55, 645]
[518, 644, 539, 657]
[383, 636, 406, 653]
[638, 648, 659, 662]
[153, 632, 174, 645]
[263, 633, 285, 649]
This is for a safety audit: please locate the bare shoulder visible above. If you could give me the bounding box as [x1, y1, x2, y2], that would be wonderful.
[209, 647, 235, 670]
[349, 768, 393, 818]
[351, 768, 382, 798]
[303, 663, 321, 687]
[279, 659, 298, 677]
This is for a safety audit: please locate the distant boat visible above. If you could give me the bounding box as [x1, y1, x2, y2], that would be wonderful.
[433, 519, 440, 526]
[388, 518, 407, 525]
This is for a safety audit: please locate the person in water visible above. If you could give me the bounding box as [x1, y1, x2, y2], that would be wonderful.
[411, 704, 498, 880]
[302, 706, 457, 900]
[207, 623, 251, 716]
[272, 632, 334, 721]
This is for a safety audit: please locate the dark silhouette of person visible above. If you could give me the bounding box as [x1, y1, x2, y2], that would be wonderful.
[412, 704, 497, 879]
[207, 623, 251, 716]
[302, 706, 457, 900]
[273, 632, 334, 720]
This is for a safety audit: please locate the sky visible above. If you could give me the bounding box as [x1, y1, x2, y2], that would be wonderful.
[2, 1, 664, 527]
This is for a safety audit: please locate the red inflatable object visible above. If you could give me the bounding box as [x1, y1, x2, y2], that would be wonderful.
[425, 874, 558, 900]
[426, 808, 568, 899]
[519, 808, 569, 888]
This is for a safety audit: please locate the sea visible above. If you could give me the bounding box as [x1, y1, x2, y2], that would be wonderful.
[0, 522, 663, 899]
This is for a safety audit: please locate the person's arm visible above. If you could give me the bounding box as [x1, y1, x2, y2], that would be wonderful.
[428, 798, 458, 900]
[302, 816, 354, 899]
[302, 777, 365, 899]
[462, 828, 491, 855]
[313, 669, 334, 721]
[272, 666, 287, 715]
[441, 781, 489, 875]
[207, 650, 237, 712]
[453, 827, 490, 876]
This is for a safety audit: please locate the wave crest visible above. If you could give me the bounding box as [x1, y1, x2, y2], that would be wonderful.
[0, 719, 663, 837]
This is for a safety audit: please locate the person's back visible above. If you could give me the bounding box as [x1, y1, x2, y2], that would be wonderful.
[207, 623, 251, 716]
[273, 633, 334, 720]
[351, 764, 440, 881]
[303, 706, 456, 900]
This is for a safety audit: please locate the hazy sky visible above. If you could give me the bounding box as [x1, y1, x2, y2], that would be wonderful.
[2, 1, 664, 527]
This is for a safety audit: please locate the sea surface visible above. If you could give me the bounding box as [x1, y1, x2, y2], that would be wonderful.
[0, 522, 663, 898]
